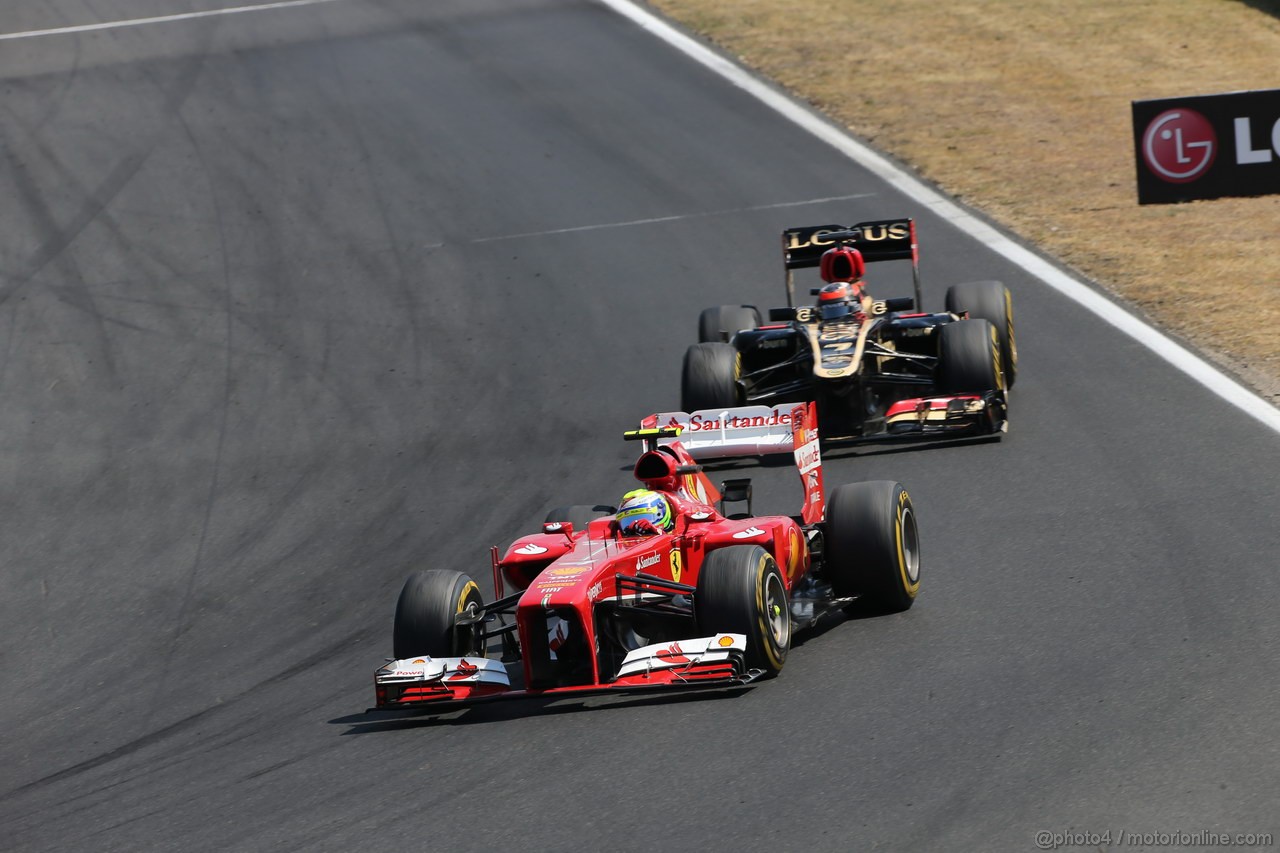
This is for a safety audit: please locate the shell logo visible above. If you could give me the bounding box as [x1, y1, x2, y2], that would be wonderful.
[547, 566, 587, 577]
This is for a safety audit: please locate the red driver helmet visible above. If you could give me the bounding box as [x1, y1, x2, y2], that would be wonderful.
[819, 246, 866, 283]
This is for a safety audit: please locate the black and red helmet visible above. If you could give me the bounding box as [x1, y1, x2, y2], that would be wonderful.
[817, 282, 851, 304]
[819, 246, 866, 283]
[816, 282, 855, 320]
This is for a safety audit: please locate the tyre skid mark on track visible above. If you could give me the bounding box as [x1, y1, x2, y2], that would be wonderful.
[0, 37, 210, 312]
[1, 628, 367, 802]
[147, 51, 398, 426]
[0, 142, 155, 310]
[30, 682, 349, 827]
[22, 16, 84, 134]
[0, 0, 354, 41]
[105, 53, 382, 427]
[140, 101, 239, 725]
[0, 134, 127, 380]
[20, 289, 315, 360]
[0, 113, 204, 381]
[318, 19, 429, 386]
[469, 191, 876, 243]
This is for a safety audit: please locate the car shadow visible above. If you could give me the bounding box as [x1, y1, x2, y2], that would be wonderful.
[330, 682, 755, 733]
[819, 432, 1002, 462]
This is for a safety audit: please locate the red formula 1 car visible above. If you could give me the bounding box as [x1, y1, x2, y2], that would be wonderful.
[372, 403, 920, 710]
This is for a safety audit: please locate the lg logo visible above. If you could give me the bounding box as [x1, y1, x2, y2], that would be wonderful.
[1143, 108, 1280, 184]
[1142, 109, 1216, 183]
[1134, 90, 1280, 203]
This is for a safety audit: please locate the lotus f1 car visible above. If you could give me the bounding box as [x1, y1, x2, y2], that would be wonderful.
[682, 217, 1018, 445]
[372, 403, 920, 710]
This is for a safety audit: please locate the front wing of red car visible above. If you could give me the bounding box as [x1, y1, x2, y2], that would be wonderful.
[373, 633, 755, 710]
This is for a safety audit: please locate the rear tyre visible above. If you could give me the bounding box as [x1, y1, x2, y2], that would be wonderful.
[946, 280, 1017, 388]
[938, 318, 1003, 394]
[392, 570, 485, 659]
[543, 505, 612, 531]
[681, 342, 741, 412]
[695, 545, 790, 677]
[823, 481, 920, 612]
[697, 305, 761, 343]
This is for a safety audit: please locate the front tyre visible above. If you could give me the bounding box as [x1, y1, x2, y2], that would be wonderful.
[946, 280, 1017, 388]
[392, 570, 485, 659]
[938, 318, 1004, 395]
[695, 545, 790, 677]
[681, 342, 741, 412]
[823, 481, 920, 613]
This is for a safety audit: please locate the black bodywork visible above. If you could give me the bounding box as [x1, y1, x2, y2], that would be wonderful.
[687, 218, 1008, 443]
[732, 307, 971, 439]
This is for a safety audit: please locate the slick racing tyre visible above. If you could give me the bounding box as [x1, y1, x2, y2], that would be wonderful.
[823, 481, 920, 613]
[697, 305, 761, 343]
[681, 342, 741, 412]
[393, 570, 485, 660]
[543, 505, 613, 532]
[938, 318, 1004, 395]
[946, 280, 1017, 388]
[695, 545, 790, 678]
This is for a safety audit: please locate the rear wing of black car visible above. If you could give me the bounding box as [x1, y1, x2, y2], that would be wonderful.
[780, 217, 920, 309]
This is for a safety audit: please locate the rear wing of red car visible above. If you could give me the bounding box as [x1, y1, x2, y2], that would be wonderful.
[780, 217, 920, 310]
[639, 402, 826, 525]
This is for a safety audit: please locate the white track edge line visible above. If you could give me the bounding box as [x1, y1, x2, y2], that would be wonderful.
[599, 0, 1280, 435]
[0, 0, 348, 41]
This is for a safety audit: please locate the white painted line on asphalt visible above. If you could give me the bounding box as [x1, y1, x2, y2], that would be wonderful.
[599, 0, 1280, 434]
[0, 0, 350, 41]
[472, 192, 875, 243]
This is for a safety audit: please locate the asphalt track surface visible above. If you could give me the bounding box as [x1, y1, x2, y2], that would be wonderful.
[2, 2, 1278, 850]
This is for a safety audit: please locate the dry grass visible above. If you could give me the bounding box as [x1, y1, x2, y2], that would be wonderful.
[648, 0, 1280, 403]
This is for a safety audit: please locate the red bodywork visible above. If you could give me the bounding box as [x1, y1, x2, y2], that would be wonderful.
[499, 487, 806, 691]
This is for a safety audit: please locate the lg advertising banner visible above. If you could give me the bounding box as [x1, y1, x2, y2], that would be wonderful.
[1133, 88, 1280, 204]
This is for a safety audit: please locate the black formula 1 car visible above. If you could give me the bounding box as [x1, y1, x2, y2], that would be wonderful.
[680, 217, 1018, 445]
